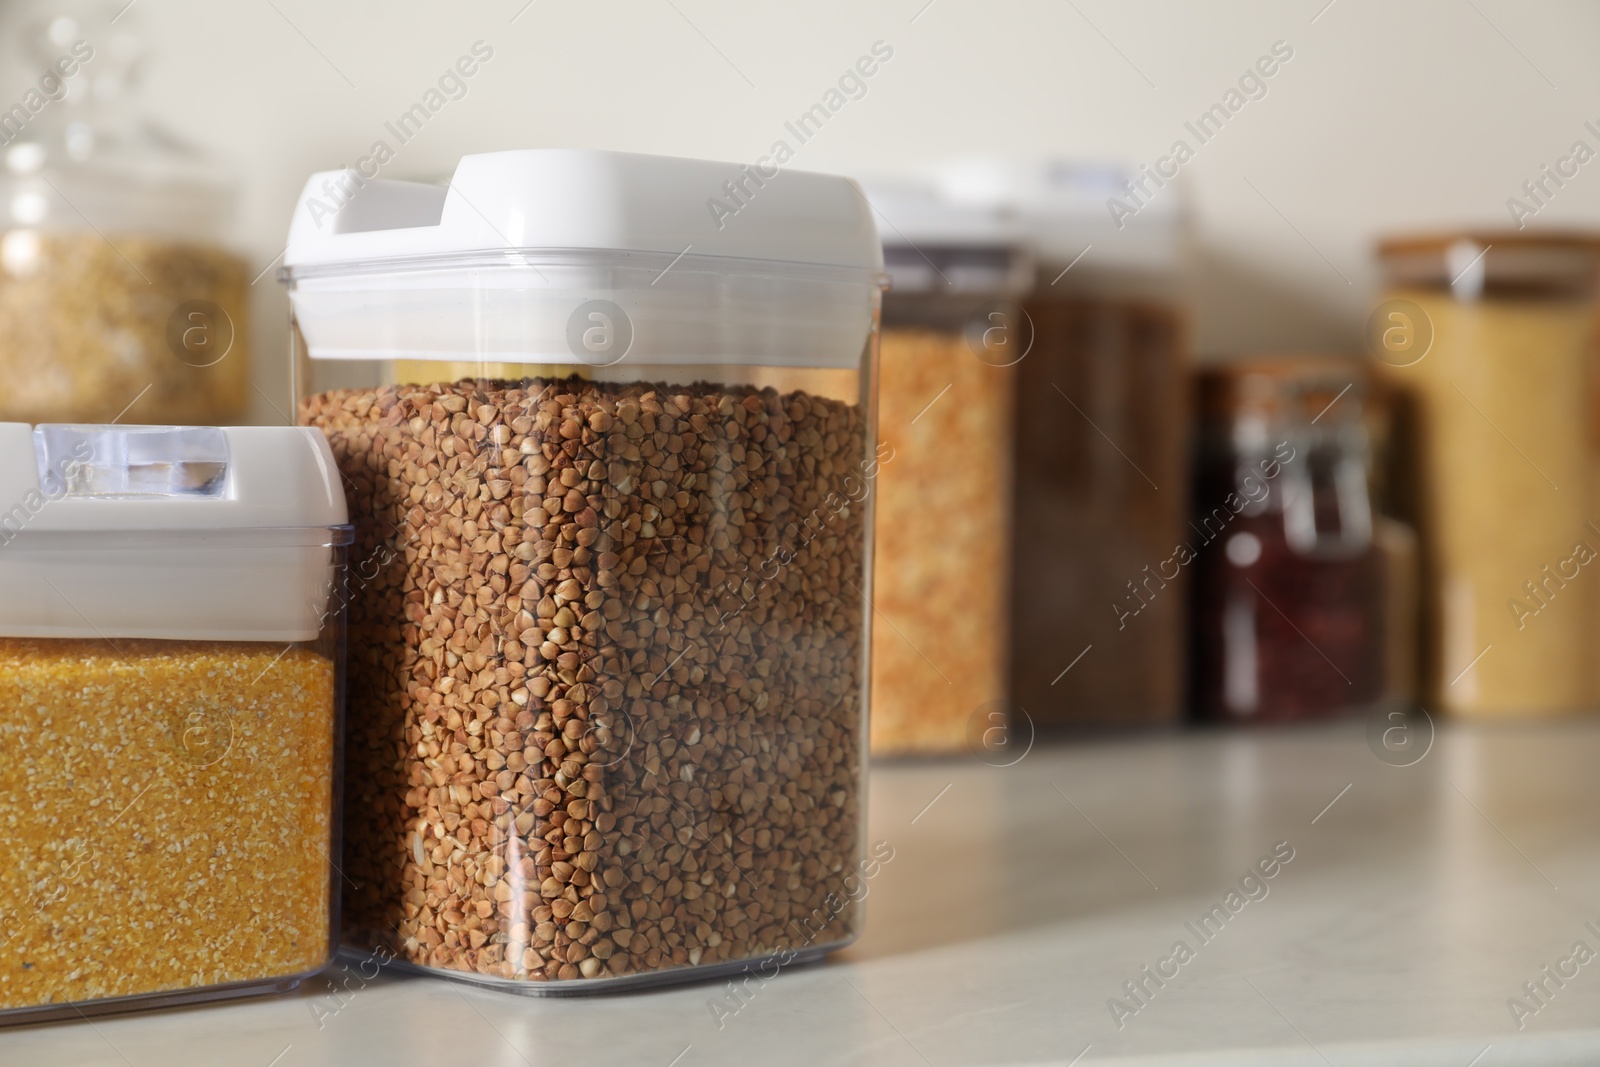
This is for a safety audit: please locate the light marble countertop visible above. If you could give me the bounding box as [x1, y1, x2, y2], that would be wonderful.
[6, 718, 1600, 1066]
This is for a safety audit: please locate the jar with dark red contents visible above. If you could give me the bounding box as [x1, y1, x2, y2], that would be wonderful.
[1190, 358, 1387, 722]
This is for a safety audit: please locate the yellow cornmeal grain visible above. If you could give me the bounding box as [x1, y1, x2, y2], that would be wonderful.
[0, 639, 335, 1014]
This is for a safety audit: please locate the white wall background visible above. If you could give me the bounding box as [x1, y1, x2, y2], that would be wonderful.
[3, 0, 1598, 422]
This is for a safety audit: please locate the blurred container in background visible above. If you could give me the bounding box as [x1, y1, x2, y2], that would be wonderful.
[0, 6, 248, 425]
[1002, 164, 1189, 731]
[1376, 233, 1600, 717]
[867, 162, 1189, 744]
[864, 183, 1027, 754]
[1190, 357, 1403, 722]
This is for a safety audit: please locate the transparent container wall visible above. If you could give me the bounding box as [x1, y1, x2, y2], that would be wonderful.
[292, 275, 879, 991]
[0, 539, 347, 1024]
[871, 256, 1022, 756]
[1008, 294, 1188, 730]
[0, 6, 249, 425]
[872, 325, 1011, 756]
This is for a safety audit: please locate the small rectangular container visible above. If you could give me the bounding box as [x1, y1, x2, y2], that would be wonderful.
[0, 423, 350, 1023]
[282, 150, 886, 992]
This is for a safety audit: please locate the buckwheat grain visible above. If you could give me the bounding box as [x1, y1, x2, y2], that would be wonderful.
[303, 376, 867, 984]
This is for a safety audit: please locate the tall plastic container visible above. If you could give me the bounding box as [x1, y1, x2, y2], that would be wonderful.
[0, 6, 249, 425]
[862, 161, 1186, 740]
[1016, 219, 1188, 732]
[283, 150, 887, 991]
[0, 424, 348, 1023]
[932, 162, 1188, 731]
[862, 180, 1028, 755]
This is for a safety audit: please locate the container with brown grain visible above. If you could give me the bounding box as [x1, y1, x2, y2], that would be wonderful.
[283, 150, 887, 992]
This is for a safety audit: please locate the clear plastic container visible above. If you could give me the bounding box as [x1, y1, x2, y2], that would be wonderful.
[0, 5, 249, 425]
[929, 161, 1189, 731]
[861, 180, 1028, 755]
[863, 163, 1187, 739]
[0, 423, 349, 1023]
[282, 150, 885, 991]
[1016, 258, 1188, 731]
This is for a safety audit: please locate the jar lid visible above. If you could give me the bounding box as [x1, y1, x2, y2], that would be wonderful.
[1378, 231, 1600, 297]
[1198, 356, 1369, 427]
[280, 150, 886, 368]
[0, 424, 349, 641]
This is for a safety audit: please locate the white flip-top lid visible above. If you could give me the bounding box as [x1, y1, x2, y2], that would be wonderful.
[869, 159, 1183, 274]
[861, 179, 1034, 296]
[283, 149, 884, 271]
[0, 425, 349, 642]
[280, 150, 886, 369]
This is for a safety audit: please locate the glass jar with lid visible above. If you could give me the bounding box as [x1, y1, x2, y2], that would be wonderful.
[283, 149, 886, 991]
[1190, 357, 1388, 721]
[1375, 233, 1600, 717]
[0, 423, 348, 1023]
[0, 4, 249, 425]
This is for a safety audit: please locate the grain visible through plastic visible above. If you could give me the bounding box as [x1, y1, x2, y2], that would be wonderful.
[0, 639, 335, 1014]
[302, 376, 868, 986]
[870, 328, 1011, 753]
